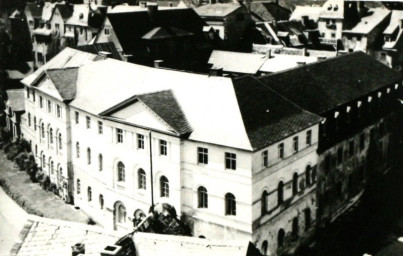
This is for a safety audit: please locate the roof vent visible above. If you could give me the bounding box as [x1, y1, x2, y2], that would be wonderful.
[71, 243, 85, 256]
[296, 61, 306, 66]
[318, 56, 326, 60]
[154, 60, 164, 68]
[209, 67, 223, 77]
[334, 4, 338, 11]
[79, 13, 84, 19]
[98, 51, 111, 57]
[139, 1, 147, 8]
[100, 245, 122, 256]
[327, 4, 332, 10]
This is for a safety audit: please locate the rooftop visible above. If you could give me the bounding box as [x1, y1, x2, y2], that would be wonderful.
[250, 1, 291, 22]
[259, 54, 318, 73]
[45, 67, 79, 101]
[289, 5, 322, 22]
[208, 50, 267, 74]
[383, 10, 403, 50]
[343, 8, 391, 34]
[258, 52, 402, 115]
[75, 42, 122, 60]
[5, 89, 25, 112]
[319, 0, 344, 20]
[195, 3, 242, 18]
[25, 2, 43, 18]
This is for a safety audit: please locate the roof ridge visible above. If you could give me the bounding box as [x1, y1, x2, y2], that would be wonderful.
[46, 66, 80, 72]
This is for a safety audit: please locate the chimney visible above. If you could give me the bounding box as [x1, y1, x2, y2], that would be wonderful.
[169, 2, 173, 7]
[147, 3, 158, 20]
[72, 243, 85, 256]
[301, 15, 308, 26]
[139, 1, 147, 8]
[267, 49, 272, 58]
[154, 59, 164, 68]
[296, 61, 306, 67]
[210, 0, 217, 4]
[209, 67, 223, 76]
[100, 245, 122, 256]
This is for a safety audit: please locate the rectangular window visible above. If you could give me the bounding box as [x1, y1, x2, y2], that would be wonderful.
[225, 152, 236, 170]
[293, 136, 299, 153]
[198, 147, 208, 164]
[337, 147, 343, 165]
[137, 134, 144, 149]
[86, 116, 91, 129]
[349, 140, 355, 158]
[262, 150, 268, 167]
[98, 121, 103, 134]
[116, 128, 123, 143]
[75, 111, 79, 124]
[40, 96, 43, 108]
[47, 100, 52, 113]
[160, 140, 167, 155]
[278, 143, 284, 159]
[28, 113, 31, 126]
[359, 133, 365, 151]
[306, 130, 312, 146]
[55, 23, 59, 30]
[26, 87, 30, 99]
[105, 28, 110, 35]
[32, 90, 35, 102]
[56, 105, 61, 118]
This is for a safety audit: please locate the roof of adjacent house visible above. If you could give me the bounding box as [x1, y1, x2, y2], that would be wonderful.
[258, 52, 402, 115]
[5, 89, 25, 112]
[75, 42, 122, 60]
[45, 67, 79, 101]
[195, 3, 243, 18]
[11, 215, 120, 256]
[71, 58, 252, 150]
[289, 5, 322, 22]
[132, 232, 257, 256]
[343, 8, 391, 34]
[142, 26, 194, 40]
[106, 9, 206, 54]
[259, 54, 318, 73]
[250, 1, 291, 22]
[208, 50, 267, 74]
[257, 20, 310, 47]
[383, 10, 403, 50]
[56, 4, 74, 21]
[319, 0, 344, 19]
[233, 76, 321, 150]
[66, 4, 91, 26]
[25, 2, 43, 18]
[41, 2, 57, 21]
[106, 5, 186, 13]
[21, 47, 102, 86]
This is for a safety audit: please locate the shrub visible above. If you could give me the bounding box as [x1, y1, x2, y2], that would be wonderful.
[36, 170, 45, 185]
[15, 152, 29, 170]
[1, 128, 12, 143]
[17, 139, 31, 153]
[42, 176, 50, 191]
[4, 142, 12, 153]
[28, 165, 38, 182]
[7, 145, 20, 161]
[48, 183, 57, 193]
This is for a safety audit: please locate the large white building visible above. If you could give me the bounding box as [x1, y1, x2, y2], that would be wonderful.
[21, 48, 322, 256]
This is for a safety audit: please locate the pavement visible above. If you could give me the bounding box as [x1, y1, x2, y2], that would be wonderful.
[0, 187, 28, 256]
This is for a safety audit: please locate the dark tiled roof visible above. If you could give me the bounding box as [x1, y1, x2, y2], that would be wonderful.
[26, 2, 43, 18]
[56, 4, 74, 20]
[107, 9, 206, 55]
[250, 2, 291, 22]
[142, 26, 194, 40]
[46, 67, 78, 101]
[233, 76, 321, 150]
[138, 90, 192, 136]
[75, 43, 122, 60]
[258, 52, 403, 115]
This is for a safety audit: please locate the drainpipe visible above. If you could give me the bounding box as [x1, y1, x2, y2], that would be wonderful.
[149, 130, 154, 207]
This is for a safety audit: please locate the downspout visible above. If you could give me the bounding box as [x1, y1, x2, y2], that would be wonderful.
[149, 130, 154, 207]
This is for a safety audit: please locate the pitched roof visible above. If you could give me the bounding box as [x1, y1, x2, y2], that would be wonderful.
[259, 54, 318, 73]
[142, 26, 194, 40]
[233, 76, 321, 150]
[5, 89, 25, 112]
[56, 4, 74, 21]
[41, 2, 57, 21]
[195, 3, 242, 18]
[343, 8, 391, 34]
[25, 2, 43, 18]
[75, 42, 122, 60]
[11, 215, 120, 256]
[133, 232, 256, 256]
[107, 9, 206, 55]
[22, 47, 101, 86]
[45, 67, 78, 101]
[258, 52, 402, 115]
[71, 58, 252, 150]
[208, 50, 267, 74]
[383, 10, 403, 50]
[250, 2, 291, 22]
[290, 5, 322, 22]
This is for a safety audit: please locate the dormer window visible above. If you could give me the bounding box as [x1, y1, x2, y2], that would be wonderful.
[328, 4, 332, 10]
[105, 28, 110, 36]
[79, 13, 84, 19]
[334, 4, 338, 11]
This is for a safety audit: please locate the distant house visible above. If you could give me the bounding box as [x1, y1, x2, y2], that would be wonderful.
[382, 10, 403, 71]
[95, 5, 209, 69]
[4, 89, 25, 141]
[24, 2, 43, 40]
[195, 3, 252, 50]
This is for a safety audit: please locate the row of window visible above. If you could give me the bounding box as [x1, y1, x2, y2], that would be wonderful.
[32, 119, 63, 150]
[26, 88, 63, 118]
[196, 186, 237, 215]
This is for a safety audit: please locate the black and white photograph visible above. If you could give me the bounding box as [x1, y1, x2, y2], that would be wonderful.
[0, 0, 402, 255]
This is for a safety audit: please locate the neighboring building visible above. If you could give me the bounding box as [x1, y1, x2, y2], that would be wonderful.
[195, 3, 252, 50]
[258, 52, 403, 226]
[249, 1, 291, 22]
[382, 10, 403, 71]
[259, 53, 318, 73]
[95, 5, 210, 69]
[20, 47, 102, 203]
[4, 89, 25, 141]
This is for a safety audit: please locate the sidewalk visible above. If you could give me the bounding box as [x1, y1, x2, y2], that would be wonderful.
[0, 151, 93, 224]
[0, 187, 28, 256]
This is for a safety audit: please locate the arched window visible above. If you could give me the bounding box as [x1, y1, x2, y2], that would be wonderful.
[261, 241, 268, 256]
[50, 160, 54, 174]
[87, 187, 92, 202]
[117, 204, 126, 223]
[261, 190, 268, 215]
[117, 162, 125, 182]
[42, 154, 46, 168]
[87, 147, 91, 165]
[312, 167, 317, 183]
[278, 229, 285, 248]
[225, 193, 236, 215]
[76, 142, 80, 158]
[138, 169, 146, 189]
[198, 186, 208, 208]
[278, 181, 284, 205]
[99, 194, 104, 209]
[292, 217, 299, 237]
[41, 123, 45, 138]
[292, 172, 299, 195]
[305, 165, 312, 187]
[49, 128, 53, 144]
[77, 179, 81, 194]
[160, 176, 169, 197]
[58, 133, 62, 150]
[59, 167, 62, 183]
[98, 154, 103, 171]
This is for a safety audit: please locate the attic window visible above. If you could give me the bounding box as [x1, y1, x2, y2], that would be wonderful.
[346, 106, 351, 113]
[105, 28, 110, 35]
[387, 88, 391, 94]
[328, 4, 332, 10]
[79, 13, 84, 19]
[334, 4, 338, 11]
[368, 96, 372, 102]
[334, 111, 339, 118]
[378, 92, 382, 98]
[357, 101, 362, 108]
